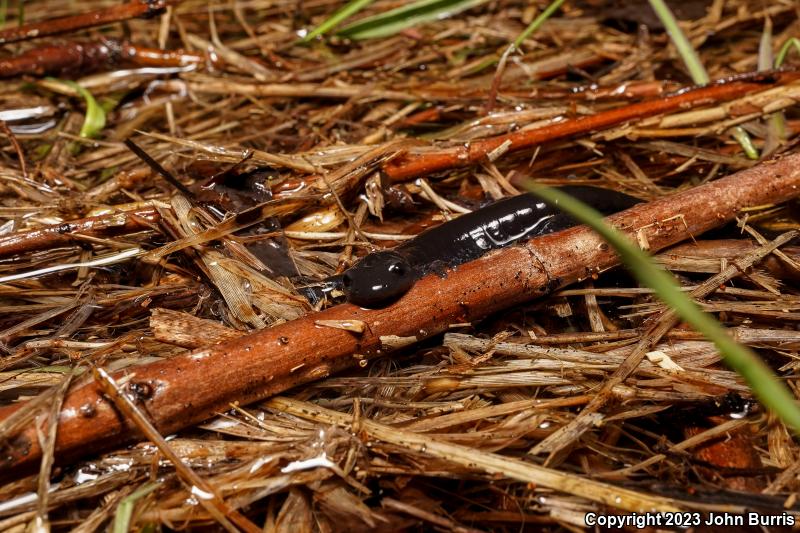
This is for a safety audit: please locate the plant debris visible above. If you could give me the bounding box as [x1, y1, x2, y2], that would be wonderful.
[1, 0, 800, 531]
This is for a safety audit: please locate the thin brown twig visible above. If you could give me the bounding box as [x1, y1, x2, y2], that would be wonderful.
[35, 373, 71, 532]
[382, 72, 800, 181]
[0, 120, 28, 179]
[89, 364, 261, 533]
[0, 206, 160, 259]
[483, 43, 515, 115]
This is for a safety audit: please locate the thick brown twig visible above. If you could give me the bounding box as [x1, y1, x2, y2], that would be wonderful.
[0, 0, 168, 45]
[0, 151, 799, 477]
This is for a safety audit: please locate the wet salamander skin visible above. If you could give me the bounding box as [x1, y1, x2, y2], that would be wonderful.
[341, 186, 641, 307]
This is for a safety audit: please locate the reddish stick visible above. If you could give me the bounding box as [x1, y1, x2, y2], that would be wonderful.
[383, 73, 800, 181]
[0, 0, 167, 45]
[0, 40, 205, 78]
[0, 207, 159, 259]
[0, 41, 114, 77]
[1, 151, 799, 477]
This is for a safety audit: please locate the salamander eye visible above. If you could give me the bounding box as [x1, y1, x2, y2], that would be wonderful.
[387, 261, 407, 276]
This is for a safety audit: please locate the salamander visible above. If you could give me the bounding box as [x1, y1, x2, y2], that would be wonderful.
[338, 186, 641, 307]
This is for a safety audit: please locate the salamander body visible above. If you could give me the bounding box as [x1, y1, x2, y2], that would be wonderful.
[341, 185, 641, 307]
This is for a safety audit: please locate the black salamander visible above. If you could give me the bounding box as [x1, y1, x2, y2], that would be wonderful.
[338, 185, 641, 308]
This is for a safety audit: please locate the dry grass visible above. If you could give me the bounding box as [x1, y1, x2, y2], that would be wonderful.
[1, 0, 800, 530]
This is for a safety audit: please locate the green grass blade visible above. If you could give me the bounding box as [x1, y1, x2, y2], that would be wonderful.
[513, 0, 566, 49]
[338, 0, 488, 40]
[647, 0, 757, 158]
[647, 0, 708, 84]
[757, 18, 773, 71]
[523, 183, 800, 434]
[758, 18, 786, 151]
[45, 78, 106, 138]
[456, 0, 565, 78]
[731, 126, 759, 160]
[775, 37, 800, 67]
[112, 482, 160, 533]
[301, 0, 376, 42]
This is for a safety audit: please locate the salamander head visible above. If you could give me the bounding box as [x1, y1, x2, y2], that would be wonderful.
[342, 250, 416, 307]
